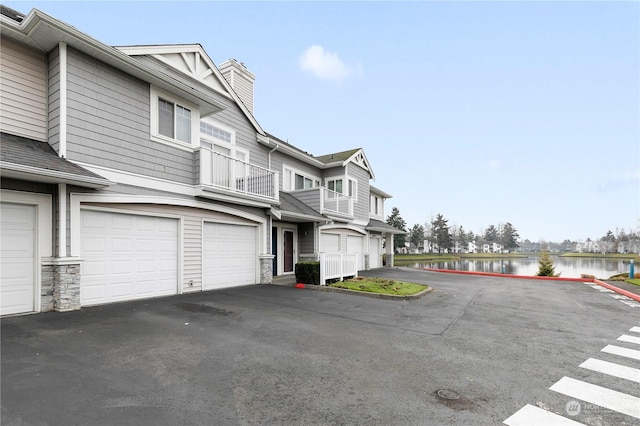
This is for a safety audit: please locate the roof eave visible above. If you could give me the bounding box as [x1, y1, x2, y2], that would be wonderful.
[0, 9, 226, 117]
[0, 162, 113, 188]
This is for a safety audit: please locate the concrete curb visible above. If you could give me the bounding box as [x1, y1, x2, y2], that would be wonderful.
[592, 279, 640, 302]
[423, 268, 640, 302]
[271, 280, 433, 300]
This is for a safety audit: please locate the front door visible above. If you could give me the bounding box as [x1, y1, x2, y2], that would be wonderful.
[283, 230, 294, 273]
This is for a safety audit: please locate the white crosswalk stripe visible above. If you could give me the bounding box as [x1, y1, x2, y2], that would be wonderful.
[549, 376, 640, 419]
[503, 404, 584, 425]
[579, 358, 640, 384]
[618, 334, 640, 345]
[601, 344, 640, 360]
[504, 321, 640, 425]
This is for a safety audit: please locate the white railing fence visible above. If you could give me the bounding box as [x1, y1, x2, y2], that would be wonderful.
[200, 149, 278, 199]
[321, 187, 353, 216]
[319, 252, 358, 285]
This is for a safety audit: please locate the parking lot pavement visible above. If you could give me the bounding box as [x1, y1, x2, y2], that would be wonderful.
[2, 268, 639, 425]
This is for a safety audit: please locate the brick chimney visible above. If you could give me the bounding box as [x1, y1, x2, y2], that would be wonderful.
[219, 59, 255, 114]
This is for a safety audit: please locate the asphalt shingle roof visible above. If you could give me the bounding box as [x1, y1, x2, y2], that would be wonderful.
[278, 192, 325, 220]
[0, 132, 108, 181]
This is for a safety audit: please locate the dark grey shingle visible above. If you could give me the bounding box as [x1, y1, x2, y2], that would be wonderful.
[0, 132, 106, 180]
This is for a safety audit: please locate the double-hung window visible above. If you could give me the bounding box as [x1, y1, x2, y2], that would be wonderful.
[151, 88, 198, 147]
[283, 166, 319, 191]
[327, 179, 343, 194]
[327, 177, 357, 199]
[158, 98, 191, 143]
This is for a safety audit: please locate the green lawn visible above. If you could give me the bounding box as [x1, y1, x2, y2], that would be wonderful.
[329, 277, 428, 296]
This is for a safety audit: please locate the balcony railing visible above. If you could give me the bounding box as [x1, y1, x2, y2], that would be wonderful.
[321, 187, 353, 217]
[200, 149, 278, 201]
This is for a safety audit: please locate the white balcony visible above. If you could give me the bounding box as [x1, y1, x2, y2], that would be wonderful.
[321, 187, 353, 217]
[200, 149, 278, 201]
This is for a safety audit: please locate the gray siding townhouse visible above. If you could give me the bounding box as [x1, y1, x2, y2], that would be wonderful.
[0, 6, 402, 316]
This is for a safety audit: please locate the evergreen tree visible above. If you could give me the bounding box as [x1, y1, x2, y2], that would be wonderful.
[410, 224, 425, 250]
[386, 207, 407, 251]
[431, 214, 453, 253]
[536, 251, 558, 277]
[484, 225, 498, 243]
[500, 222, 520, 251]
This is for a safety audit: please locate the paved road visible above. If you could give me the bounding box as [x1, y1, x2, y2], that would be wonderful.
[2, 268, 639, 425]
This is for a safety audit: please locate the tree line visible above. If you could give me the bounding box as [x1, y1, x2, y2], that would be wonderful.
[385, 208, 520, 253]
[386, 207, 640, 254]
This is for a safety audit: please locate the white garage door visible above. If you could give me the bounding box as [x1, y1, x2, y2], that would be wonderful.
[320, 233, 341, 253]
[369, 236, 381, 268]
[80, 210, 179, 306]
[203, 222, 257, 290]
[1, 203, 36, 315]
[347, 235, 364, 271]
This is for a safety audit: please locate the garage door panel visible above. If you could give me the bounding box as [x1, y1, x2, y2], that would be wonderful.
[347, 235, 364, 271]
[320, 233, 340, 253]
[1, 203, 36, 316]
[370, 236, 381, 268]
[203, 223, 256, 290]
[80, 210, 178, 306]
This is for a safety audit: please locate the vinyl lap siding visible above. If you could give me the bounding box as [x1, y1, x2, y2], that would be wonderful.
[0, 37, 47, 141]
[346, 162, 371, 223]
[129, 55, 269, 171]
[64, 48, 193, 184]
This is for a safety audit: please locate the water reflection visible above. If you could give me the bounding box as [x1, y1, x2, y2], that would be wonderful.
[397, 256, 633, 279]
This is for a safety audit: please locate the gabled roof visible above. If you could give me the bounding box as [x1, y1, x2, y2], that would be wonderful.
[116, 44, 265, 136]
[0, 132, 111, 188]
[0, 8, 226, 117]
[316, 148, 375, 179]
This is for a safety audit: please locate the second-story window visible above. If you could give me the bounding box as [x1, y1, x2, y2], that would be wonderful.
[327, 177, 357, 200]
[327, 179, 343, 194]
[158, 98, 191, 143]
[151, 87, 198, 148]
[283, 166, 319, 191]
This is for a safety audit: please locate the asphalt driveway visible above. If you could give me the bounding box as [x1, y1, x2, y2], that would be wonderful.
[2, 268, 638, 425]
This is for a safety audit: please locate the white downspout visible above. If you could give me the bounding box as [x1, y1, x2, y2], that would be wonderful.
[59, 42, 67, 158]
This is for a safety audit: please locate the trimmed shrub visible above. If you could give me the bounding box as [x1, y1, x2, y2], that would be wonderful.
[295, 261, 320, 285]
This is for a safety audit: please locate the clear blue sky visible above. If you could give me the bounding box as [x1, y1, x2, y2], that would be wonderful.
[7, 1, 639, 243]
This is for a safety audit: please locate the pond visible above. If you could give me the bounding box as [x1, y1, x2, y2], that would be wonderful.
[396, 256, 635, 280]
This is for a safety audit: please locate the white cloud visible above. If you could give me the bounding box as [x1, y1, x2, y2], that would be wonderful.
[299, 45, 360, 82]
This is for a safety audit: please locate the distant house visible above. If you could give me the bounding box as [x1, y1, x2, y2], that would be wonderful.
[0, 7, 403, 315]
[468, 241, 478, 253]
[482, 243, 502, 253]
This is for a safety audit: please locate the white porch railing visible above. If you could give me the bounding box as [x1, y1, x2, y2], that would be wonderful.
[321, 187, 353, 217]
[319, 252, 358, 285]
[200, 149, 278, 200]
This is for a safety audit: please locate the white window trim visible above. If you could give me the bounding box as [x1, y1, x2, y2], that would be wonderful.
[348, 177, 358, 201]
[325, 176, 357, 200]
[282, 165, 320, 191]
[150, 86, 200, 149]
[199, 118, 249, 162]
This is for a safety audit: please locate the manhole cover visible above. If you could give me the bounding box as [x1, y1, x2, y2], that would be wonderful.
[436, 389, 460, 400]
